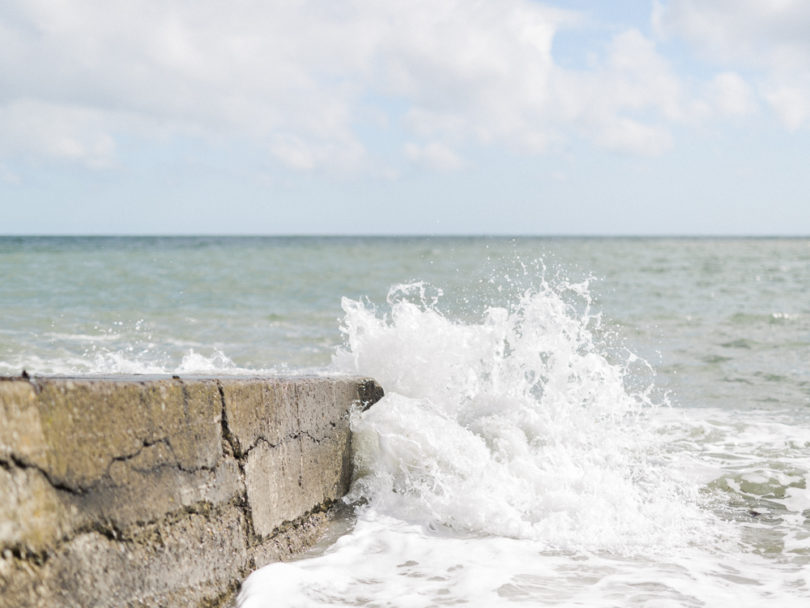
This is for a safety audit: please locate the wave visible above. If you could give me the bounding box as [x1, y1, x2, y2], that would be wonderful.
[331, 279, 708, 551]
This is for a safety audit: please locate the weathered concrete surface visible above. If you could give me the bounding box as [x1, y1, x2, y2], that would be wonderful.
[0, 375, 383, 608]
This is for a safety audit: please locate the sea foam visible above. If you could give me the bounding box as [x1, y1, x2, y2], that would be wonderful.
[333, 280, 700, 549]
[238, 279, 720, 607]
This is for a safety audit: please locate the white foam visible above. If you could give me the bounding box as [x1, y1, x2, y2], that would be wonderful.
[239, 279, 810, 607]
[239, 513, 810, 607]
[0, 345, 277, 376]
[332, 281, 705, 550]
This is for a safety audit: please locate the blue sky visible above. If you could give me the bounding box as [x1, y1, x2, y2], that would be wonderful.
[1, 0, 808, 235]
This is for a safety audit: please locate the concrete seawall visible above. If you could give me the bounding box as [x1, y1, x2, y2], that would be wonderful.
[0, 375, 384, 608]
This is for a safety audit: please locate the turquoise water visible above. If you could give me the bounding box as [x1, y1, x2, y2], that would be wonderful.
[2, 236, 810, 605]
[2, 237, 808, 410]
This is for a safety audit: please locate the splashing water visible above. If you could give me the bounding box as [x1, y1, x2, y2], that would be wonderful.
[333, 281, 702, 549]
[238, 279, 761, 608]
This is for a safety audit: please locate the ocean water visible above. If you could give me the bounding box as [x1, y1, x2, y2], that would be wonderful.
[2, 236, 809, 606]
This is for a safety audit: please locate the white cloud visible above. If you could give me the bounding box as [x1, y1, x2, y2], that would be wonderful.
[0, 0, 371, 169]
[764, 85, 810, 131]
[705, 72, 757, 118]
[602, 29, 685, 121]
[544, 28, 701, 156]
[0, 0, 794, 173]
[656, 0, 810, 128]
[0, 99, 117, 168]
[404, 141, 463, 171]
[270, 133, 367, 172]
[655, 0, 810, 68]
[594, 118, 673, 157]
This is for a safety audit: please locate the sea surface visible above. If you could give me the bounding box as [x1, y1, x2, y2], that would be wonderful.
[2, 236, 809, 606]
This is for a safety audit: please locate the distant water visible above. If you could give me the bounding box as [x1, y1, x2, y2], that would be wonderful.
[2, 236, 810, 606]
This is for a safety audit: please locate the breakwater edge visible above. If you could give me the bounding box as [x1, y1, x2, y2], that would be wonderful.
[0, 374, 384, 608]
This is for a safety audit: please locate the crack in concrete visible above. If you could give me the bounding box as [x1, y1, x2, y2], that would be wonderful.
[0, 453, 87, 497]
[0, 498, 245, 573]
[216, 380, 257, 544]
[105, 436, 220, 477]
[1, 437, 223, 500]
[105, 437, 170, 474]
[217, 382, 242, 459]
[263, 498, 339, 538]
[237, 428, 337, 462]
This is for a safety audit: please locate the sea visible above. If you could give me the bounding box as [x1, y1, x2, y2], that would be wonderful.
[1, 236, 809, 607]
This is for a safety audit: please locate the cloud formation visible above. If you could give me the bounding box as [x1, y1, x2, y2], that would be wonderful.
[0, 0, 805, 174]
[656, 0, 810, 129]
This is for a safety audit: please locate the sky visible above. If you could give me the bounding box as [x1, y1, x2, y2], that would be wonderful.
[1, 0, 808, 235]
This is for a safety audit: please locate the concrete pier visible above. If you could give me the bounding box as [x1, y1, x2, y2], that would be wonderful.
[0, 375, 384, 608]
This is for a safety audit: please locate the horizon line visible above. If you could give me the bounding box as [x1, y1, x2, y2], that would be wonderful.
[1, 233, 809, 239]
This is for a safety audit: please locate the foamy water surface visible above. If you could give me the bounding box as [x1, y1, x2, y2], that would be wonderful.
[240, 278, 810, 607]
